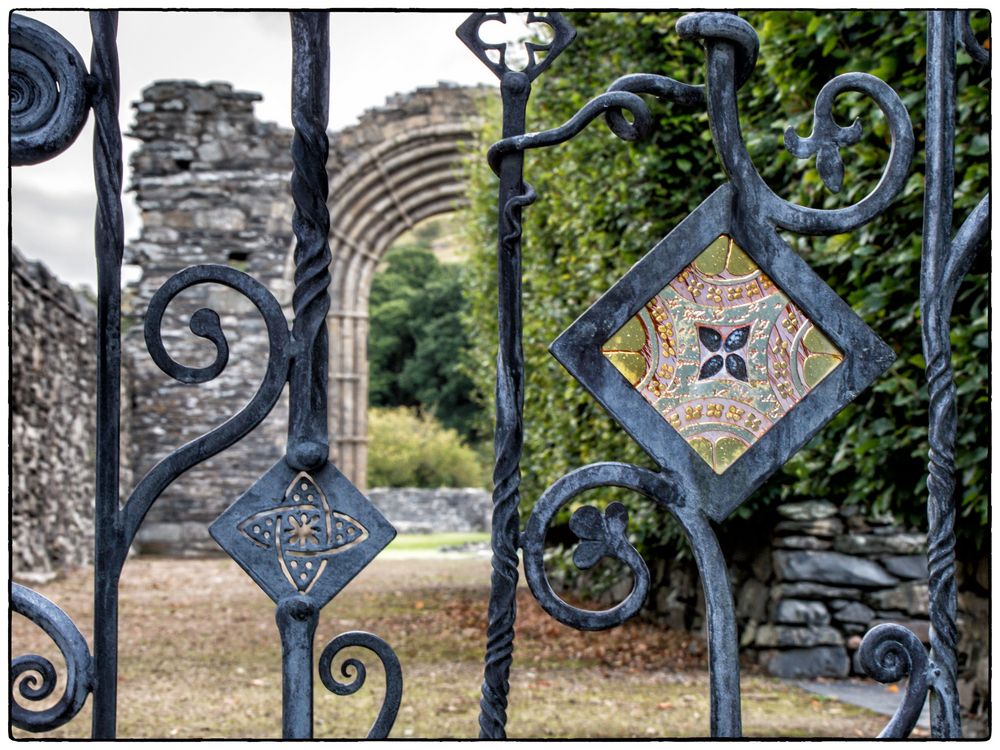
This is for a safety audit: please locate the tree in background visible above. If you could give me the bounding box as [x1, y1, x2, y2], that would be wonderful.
[461, 11, 989, 558]
[369, 242, 483, 442]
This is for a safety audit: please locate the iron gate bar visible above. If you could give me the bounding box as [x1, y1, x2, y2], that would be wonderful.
[922, 9, 991, 739]
[456, 11, 577, 738]
[88, 10, 123, 739]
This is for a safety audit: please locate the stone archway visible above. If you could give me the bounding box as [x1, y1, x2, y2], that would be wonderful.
[123, 81, 487, 553]
[321, 85, 488, 487]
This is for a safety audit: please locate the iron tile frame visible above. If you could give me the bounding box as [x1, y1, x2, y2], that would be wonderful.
[549, 184, 896, 523]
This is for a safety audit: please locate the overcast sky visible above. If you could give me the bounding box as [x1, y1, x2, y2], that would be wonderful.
[10, 10, 509, 289]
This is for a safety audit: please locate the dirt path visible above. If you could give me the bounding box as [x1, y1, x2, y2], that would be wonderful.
[12, 555, 893, 739]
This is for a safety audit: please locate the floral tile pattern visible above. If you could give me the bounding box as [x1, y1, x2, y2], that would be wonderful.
[601, 234, 843, 474]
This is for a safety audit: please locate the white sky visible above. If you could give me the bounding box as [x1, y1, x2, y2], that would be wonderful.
[9, 10, 510, 289]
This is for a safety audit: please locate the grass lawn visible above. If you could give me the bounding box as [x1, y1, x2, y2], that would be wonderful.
[11, 543, 897, 739]
[383, 531, 490, 555]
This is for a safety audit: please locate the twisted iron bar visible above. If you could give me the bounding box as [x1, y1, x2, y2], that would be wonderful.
[456, 11, 578, 737]
[473, 30, 705, 734]
[9, 14, 90, 165]
[478, 181, 529, 738]
[10, 584, 94, 732]
[287, 11, 333, 473]
[857, 623, 930, 738]
[319, 631, 403, 738]
[920, 10, 989, 738]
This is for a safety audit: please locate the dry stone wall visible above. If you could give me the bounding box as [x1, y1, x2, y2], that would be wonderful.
[367, 488, 491, 535]
[10, 249, 133, 578]
[623, 498, 988, 719]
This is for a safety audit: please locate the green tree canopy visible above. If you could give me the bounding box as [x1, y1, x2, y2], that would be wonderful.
[369, 244, 483, 441]
[462, 11, 989, 557]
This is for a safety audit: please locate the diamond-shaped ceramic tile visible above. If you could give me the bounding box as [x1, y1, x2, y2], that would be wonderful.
[210, 459, 396, 608]
[551, 185, 895, 522]
[600, 234, 844, 475]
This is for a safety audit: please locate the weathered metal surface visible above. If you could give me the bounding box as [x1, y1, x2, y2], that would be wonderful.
[8, 9, 986, 740]
[460, 8, 984, 741]
[550, 184, 897, 523]
[857, 623, 929, 738]
[457, 11, 576, 739]
[10, 584, 93, 732]
[521, 462, 741, 735]
[88, 10, 123, 739]
[319, 631, 403, 738]
[204, 11, 400, 739]
[919, 10, 990, 740]
[9, 14, 90, 165]
[210, 460, 395, 607]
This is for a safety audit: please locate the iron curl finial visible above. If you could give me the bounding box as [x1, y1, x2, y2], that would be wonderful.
[486, 90, 655, 175]
[684, 10, 914, 236]
[318, 631, 402, 739]
[857, 623, 930, 738]
[125, 264, 292, 547]
[957, 11, 990, 66]
[10, 584, 93, 732]
[521, 463, 667, 631]
[9, 14, 91, 166]
[675, 12, 759, 89]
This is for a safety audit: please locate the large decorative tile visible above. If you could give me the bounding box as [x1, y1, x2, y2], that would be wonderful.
[551, 185, 894, 521]
[601, 234, 843, 474]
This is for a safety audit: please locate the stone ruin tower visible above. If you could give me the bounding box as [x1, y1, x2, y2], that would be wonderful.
[123, 80, 486, 554]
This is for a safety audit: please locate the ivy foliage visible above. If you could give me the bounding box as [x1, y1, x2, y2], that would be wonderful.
[461, 11, 989, 558]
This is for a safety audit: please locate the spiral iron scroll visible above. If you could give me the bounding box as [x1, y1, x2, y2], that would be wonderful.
[319, 632, 402, 738]
[521, 463, 742, 737]
[488, 12, 913, 239]
[10, 584, 93, 732]
[127, 264, 292, 546]
[678, 12, 914, 236]
[857, 624, 930, 738]
[10, 14, 91, 166]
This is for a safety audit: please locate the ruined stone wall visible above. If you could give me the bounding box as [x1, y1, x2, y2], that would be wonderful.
[11, 250, 101, 578]
[123, 81, 296, 555]
[367, 488, 491, 535]
[122, 80, 486, 555]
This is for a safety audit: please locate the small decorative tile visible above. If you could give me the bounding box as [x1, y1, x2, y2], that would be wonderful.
[210, 459, 396, 608]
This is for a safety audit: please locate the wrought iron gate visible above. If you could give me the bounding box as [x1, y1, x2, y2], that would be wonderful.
[9, 10, 989, 739]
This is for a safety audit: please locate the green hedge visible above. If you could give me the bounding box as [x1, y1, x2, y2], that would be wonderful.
[367, 407, 488, 489]
[461, 11, 989, 558]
